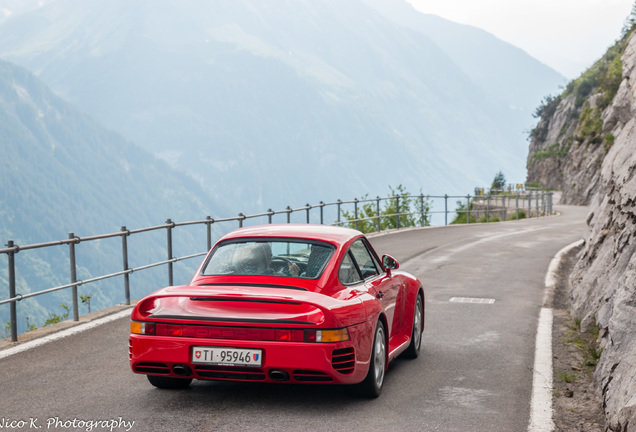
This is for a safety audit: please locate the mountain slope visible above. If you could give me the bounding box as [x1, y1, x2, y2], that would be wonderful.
[0, 59, 225, 332]
[0, 0, 564, 212]
[363, 0, 566, 137]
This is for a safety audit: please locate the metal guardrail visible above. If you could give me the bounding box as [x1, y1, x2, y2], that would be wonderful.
[1, 191, 552, 341]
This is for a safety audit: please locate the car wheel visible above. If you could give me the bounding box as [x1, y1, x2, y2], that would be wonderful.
[403, 293, 423, 359]
[147, 374, 192, 389]
[357, 320, 386, 398]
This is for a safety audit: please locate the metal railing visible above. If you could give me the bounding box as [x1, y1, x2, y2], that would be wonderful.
[1, 190, 552, 341]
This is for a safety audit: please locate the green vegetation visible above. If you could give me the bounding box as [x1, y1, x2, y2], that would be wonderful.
[450, 201, 476, 224]
[564, 34, 626, 111]
[530, 28, 630, 156]
[341, 185, 431, 234]
[528, 140, 572, 167]
[478, 215, 499, 223]
[559, 371, 578, 384]
[80, 291, 98, 314]
[507, 209, 526, 220]
[490, 171, 506, 191]
[575, 105, 604, 144]
[530, 95, 562, 142]
[561, 316, 604, 374]
[43, 303, 70, 326]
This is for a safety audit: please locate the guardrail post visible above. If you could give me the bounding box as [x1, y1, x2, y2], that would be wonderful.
[376, 197, 381, 232]
[238, 213, 244, 228]
[502, 194, 506, 221]
[444, 194, 448, 225]
[516, 193, 520, 220]
[267, 209, 273, 224]
[337, 200, 342, 225]
[166, 219, 173, 286]
[395, 195, 400, 229]
[466, 195, 471, 224]
[548, 192, 553, 215]
[286, 206, 292, 223]
[486, 194, 491, 223]
[528, 192, 532, 218]
[206, 216, 213, 250]
[420, 194, 425, 227]
[68, 233, 79, 322]
[354, 198, 359, 230]
[121, 227, 130, 305]
[305, 204, 310, 224]
[319, 202, 324, 225]
[7, 240, 17, 341]
[541, 191, 546, 216]
[535, 191, 539, 217]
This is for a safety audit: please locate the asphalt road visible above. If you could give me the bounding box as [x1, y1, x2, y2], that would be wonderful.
[0, 205, 589, 432]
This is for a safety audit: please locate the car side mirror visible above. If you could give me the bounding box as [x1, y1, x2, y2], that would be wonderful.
[382, 255, 399, 275]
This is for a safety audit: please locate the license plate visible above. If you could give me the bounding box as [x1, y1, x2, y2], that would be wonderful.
[192, 346, 263, 367]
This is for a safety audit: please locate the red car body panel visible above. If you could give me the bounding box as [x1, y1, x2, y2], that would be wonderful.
[129, 224, 424, 386]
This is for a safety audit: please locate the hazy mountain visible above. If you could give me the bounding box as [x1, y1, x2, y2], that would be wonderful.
[362, 0, 566, 134]
[0, 0, 565, 213]
[0, 59, 226, 332]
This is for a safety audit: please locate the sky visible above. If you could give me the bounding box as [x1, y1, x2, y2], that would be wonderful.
[407, 0, 634, 79]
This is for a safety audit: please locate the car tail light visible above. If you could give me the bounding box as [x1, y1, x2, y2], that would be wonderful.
[275, 329, 304, 342]
[316, 328, 350, 343]
[156, 324, 183, 336]
[130, 321, 155, 335]
[131, 321, 348, 343]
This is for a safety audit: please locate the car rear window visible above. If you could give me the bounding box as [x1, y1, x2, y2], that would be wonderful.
[202, 240, 334, 279]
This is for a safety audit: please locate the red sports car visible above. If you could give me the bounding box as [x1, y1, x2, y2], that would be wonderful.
[129, 224, 424, 397]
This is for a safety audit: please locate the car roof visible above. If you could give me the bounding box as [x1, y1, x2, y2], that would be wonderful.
[218, 224, 363, 246]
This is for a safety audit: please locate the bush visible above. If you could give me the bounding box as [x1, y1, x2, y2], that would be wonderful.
[341, 185, 431, 233]
[451, 201, 476, 224]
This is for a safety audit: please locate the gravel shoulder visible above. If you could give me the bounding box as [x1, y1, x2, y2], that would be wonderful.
[551, 245, 605, 431]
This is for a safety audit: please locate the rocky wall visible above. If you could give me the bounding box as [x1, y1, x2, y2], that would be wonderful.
[568, 32, 636, 431]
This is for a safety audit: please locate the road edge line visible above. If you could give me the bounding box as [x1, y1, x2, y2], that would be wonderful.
[528, 239, 584, 432]
[0, 308, 132, 361]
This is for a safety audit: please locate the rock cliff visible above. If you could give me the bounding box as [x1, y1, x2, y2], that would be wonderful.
[527, 34, 627, 205]
[530, 31, 636, 430]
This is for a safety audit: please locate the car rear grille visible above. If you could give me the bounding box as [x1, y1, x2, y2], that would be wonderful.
[194, 365, 266, 381]
[134, 362, 171, 374]
[332, 347, 355, 374]
[292, 370, 334, 382]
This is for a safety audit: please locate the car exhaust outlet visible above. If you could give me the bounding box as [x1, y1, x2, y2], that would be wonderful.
[172, 364, 193, 377]
[268, 369, 290, 381]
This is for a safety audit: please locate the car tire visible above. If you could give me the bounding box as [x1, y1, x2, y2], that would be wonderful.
[147, 374, 192, 389]
[357, 320, 386, 398]
[402, 293, 423, 359]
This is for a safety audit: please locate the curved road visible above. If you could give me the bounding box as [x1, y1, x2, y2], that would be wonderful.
[0, 205, 588, 432]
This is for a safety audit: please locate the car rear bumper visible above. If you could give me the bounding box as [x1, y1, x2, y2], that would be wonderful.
[129, 335, 369, 385]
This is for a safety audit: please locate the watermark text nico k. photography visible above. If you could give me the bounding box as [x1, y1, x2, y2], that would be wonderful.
[0, 417, 135, 431]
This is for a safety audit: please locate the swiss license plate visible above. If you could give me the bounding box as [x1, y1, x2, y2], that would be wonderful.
[192, 346, 263, 367]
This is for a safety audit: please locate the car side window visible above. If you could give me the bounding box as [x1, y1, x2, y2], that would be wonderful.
[349, 239, 380, 279]
[339, 252, 363, 285]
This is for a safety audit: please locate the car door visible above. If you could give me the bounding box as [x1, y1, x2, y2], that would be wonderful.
[347, 239, 402, 339]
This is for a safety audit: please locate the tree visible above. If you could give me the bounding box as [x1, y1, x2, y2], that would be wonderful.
[490, 171, 506, 192]
[623, 1, 636, 36]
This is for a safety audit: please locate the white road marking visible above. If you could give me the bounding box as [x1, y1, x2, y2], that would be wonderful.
[528, 307, 555, 432]
[449, 297, 496, 304]
[0, 308, 132, 361]
[528, 239, 584, 432]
